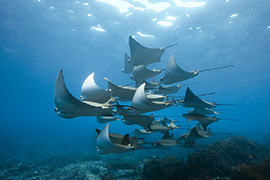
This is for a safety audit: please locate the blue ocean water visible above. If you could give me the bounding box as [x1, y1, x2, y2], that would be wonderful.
[0, 0, 270, 164]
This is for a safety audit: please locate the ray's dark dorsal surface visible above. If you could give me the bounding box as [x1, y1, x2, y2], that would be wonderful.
[161, 54, 199, 84]
[128, 35, 165, 66]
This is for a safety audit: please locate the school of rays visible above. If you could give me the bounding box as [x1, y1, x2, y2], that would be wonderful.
[54, 35, 234, 154]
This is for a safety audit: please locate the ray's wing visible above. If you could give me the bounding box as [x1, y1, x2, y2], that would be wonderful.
[181, 87, 215, 108]
[161, 55, 198, 84]
[105, 77, 136, 101]
[187, 126, 201, 139]
[123, 114, 154, 129]
[196, 123, 212, 136]
[131, 83, 155, 112]
[131, 83, 163, 114]
[81, 72, 111, 103]
[184, 87, 198, 102]
[132, 83, 172, 114]
[131, 65, 162, 81]
[97, 124, 133, 154]
[54, 70, 112, 118]
[129, 35, 165, 66]
[156, 84, 181, 94]
[121, 134, 130, 145]
[97, 124, 119, 154]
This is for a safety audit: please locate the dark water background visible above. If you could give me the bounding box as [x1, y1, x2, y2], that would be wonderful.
[0, 0, 270, 164]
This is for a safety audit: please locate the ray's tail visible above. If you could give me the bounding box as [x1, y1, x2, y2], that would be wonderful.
[164, 43, 178, 49]
[199, 65, 234, 73]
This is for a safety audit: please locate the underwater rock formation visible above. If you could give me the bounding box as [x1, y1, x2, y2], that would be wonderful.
[187, 136, 270, 177]
[139, 156, 202, 180]
[139, 136, 270, 179]
[232, 158, 270, 180]
[1, 136, 269, 180]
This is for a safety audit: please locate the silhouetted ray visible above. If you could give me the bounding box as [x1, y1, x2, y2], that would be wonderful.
[130, 65, 163, 81]
[129, 35, 165, 66]
[54, 70, 113, 119]
[178, 87, 216, 109]
[131, 83, 173, 114]
[133, 128, 153, 135]
[150, 124, 171, 134]
[183, 113, 218, 130]
[96, 123, 139, 154]
[136, 77, 160, 90]
[81, 72, 111, 103]
[122, 114, 154, 129]
[161, 55, 198, 84]
[155, 84, 181, 94]
[151, 134, 179, 146]
[105, 77, 137, 101]
[95, 127, 143, 145]
[180, 124, 210, 142]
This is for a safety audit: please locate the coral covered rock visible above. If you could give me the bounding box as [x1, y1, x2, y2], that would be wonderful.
[187, 136, 270, 177]
[232, 158, 270, 180]
[139, 136, 270, 179]
[139, 156, 203, 180]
